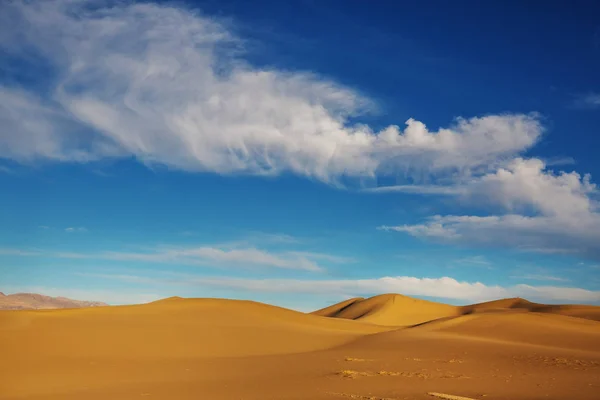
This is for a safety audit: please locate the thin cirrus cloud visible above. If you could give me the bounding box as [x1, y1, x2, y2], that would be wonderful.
[1, 0, 543, 185]
[65, 227, 88, 233]
[509, 274, 570, 283]
[107, 247, 326, 272]
[3, 245, 349, 272]
[454, 255, 493, 269]
[572, 92, 600, 109]
[81, 272, 600, 304]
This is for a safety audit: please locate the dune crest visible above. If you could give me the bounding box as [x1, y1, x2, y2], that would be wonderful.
[312, 294, 459, 326]
[315, 293, 600, 325]
[0, 297, 386, 360]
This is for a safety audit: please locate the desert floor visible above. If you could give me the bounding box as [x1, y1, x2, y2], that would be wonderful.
[1, 295, 599, 400]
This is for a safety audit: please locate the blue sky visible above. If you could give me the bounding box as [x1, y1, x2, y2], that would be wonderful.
[1, 0, 599, 310]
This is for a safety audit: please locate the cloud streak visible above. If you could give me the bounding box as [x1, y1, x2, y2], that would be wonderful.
[572, 92, 600, 109]
[509, 274, 570, 283]
[81, 272, 600, 304]
[65, 227, 88, 233]
[0, 244, 352, 272]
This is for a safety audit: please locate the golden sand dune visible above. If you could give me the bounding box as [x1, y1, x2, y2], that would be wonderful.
[0, 297, 384, 360]
[532, 304, 600, 321]
[460, 297, 538, 312]
[312, 294, 459, 326]
[351, 311, 600, 353]
[460, 297, 600, 321]
[317, 295, 600, 325]
[1, 294, 599, 400]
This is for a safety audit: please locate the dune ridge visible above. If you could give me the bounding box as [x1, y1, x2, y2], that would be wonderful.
[314, 294, 600, 325]
[313, 294, 459, 326]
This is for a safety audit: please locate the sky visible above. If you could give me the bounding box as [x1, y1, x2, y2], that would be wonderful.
[1, 0, 600, 311]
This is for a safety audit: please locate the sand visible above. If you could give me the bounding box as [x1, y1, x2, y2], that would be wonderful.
[1, 294, 599, 400]
[312, 294, 459, 326]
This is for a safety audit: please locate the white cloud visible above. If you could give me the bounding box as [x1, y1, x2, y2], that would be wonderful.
[364, 184, 463, 195]
[0, 165, 14, 174]
[287, 251, 355, 264]
[100, 246, 325, 271]
[2, 0, 597, 261]
[0, 86, 111, 162]
[65, 227, 88, 233]
[105, 246, 324, 271]
[0, 248, 40, 256]
[467, 158, 597, 218]
[0, 0, 543, 186]
[379, 158, 600, 259]
[509, 274, 570, 282]
[381, 213, 600, 259]
[0, 244, 354, 272]
[84, 272, 600, 304]
[573, 92, 600, 109]
[239, 231, 301, 245]
[455, 255, 493, 268]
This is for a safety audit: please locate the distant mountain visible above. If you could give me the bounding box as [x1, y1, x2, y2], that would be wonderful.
[0, 292, 108, 310]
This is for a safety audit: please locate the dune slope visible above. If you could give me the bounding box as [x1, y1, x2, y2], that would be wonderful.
[0, 296, 385, 360]
[312, 294, 459, 326]
[409, 311, 600, 352]
[317, 294, 600, 325]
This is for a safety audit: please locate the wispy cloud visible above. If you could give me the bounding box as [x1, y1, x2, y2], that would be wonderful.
[0, 0, 543, 187]
[379, 158, 600, 260]
[572, 92, 600, 109]
[241, 231, 301, 245]
[65, 227, 88, 233]
[1, 0, 597, 263]
[509, 274, 570, 282]
[454, 255, 493, 269]
[98, 247, 324, 271]
[364, 185, 464, 195]
[0, 243, 354, 272]
[287, 251, 355, 264]
[81, 272, 600, 304]
[0, 248, 40, 256]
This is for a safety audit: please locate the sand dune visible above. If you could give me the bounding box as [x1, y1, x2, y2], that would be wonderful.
[459, 297, 538, 312]
[1, 294, 599, 400]
[460, 298, 600, 321]
[410, 311, 600, 352]
[0, 292, 107, 310]
[317, 294, 600, 325]
[0, 297, 385, 360]
[312, 294, 459, 326]
[312, 296, 365, 318]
